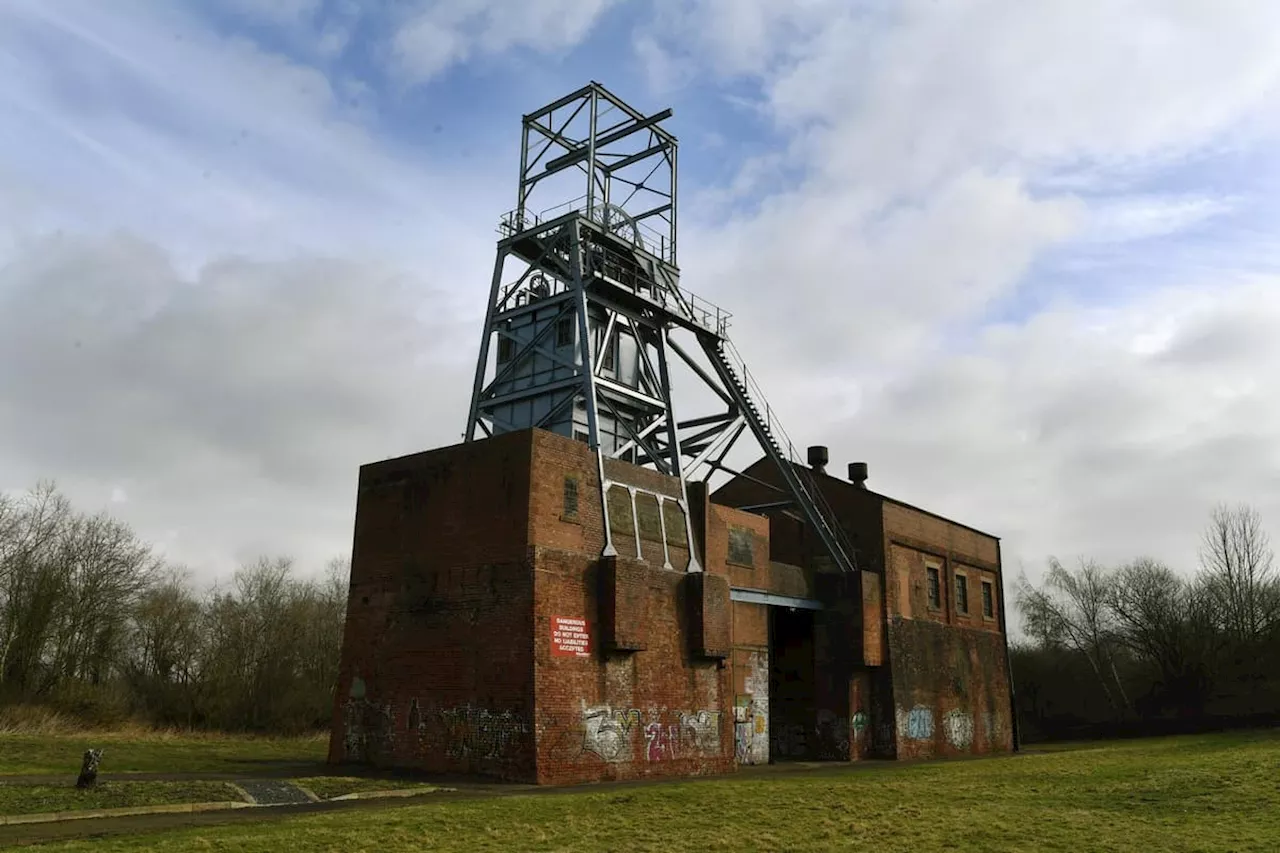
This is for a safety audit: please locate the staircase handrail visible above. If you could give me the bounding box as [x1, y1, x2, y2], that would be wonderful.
[715, 337, 859, 573]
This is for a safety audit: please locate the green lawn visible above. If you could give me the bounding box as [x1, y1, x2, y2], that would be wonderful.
[0, 731, 327, 776]
[19, 729, 1280, 852]
[0, 781, 241, 816]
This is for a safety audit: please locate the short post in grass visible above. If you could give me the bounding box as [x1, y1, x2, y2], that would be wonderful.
[76, 748, 104, 789]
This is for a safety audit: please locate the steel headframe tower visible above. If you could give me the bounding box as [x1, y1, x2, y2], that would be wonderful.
[465, 81, 859, 576]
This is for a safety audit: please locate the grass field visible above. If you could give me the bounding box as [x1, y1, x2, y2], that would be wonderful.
[0, 781, 241, 816]
[7, 728, 1278, 852]
[0, 730, 327, 777]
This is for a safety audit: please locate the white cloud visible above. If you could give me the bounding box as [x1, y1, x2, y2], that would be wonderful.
[390, 0, 619, 85]
[0, 0, 506, 274]
[1079, 195, 1237, 244]
[0, 0, 496, 582]
[636, 0, 1280, 595]
[6, 0, 1280, 607]
[828, 273, 1280, 582]
[686, 169, 1084, 375]
[0, 231, 475, 581]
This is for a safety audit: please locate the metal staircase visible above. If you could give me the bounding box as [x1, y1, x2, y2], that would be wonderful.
[703, 336, 860, 576]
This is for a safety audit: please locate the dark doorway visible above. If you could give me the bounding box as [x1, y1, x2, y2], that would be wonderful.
[769, 606, 816, 761]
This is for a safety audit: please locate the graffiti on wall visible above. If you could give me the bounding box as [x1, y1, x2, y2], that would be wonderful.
[814, 709, 850, 759]
[411, 701, 530, 760]
[733, 651, 769, 765]
[644, 712, 721, 762]
[568, 702, 724, 764]
[897, 704, 934, 741]
[582, 704, 643, 762]
[892, 705, 980, 750]
[942, 710, 974, 750]
[338, 675, 532, 766]
[340, 676, 396, 763]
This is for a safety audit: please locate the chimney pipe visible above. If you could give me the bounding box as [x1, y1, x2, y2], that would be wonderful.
[848, 462, 868, 489]
[807, 445, 829, 474]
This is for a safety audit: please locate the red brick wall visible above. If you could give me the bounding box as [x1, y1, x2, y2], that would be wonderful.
[528, 432, 732, 785]
[535, 432, 691, 571]
[885, 619, 1014, 759]
[881, 503, 1013, 759]
[703, 502, 770, 581]
[532, 548, 733, 785]
[328, 431, 537, 781]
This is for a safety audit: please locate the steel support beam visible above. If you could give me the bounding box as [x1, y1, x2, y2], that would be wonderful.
[729, 589, 824, 610]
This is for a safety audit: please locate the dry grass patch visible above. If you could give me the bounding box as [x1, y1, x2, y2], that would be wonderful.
[0, 729, 327, 777]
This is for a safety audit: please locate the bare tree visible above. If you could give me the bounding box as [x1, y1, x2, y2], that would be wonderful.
[1017, 557, 1130, 715]
[1199, 503, 1280, 643]
[47, 511, 161, 687]
[0, 481, 351, 733]
[1107, 557, 1218, 714]
[127, 567, 205, 726]
[0, 483, 75, 691]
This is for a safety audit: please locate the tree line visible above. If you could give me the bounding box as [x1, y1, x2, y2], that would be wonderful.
[0, 482, 347, 733]
[4, 479, 1277, 743]
[1012, 503, 1280, 741]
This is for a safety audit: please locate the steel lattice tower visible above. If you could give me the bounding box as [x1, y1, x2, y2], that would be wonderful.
[465, 82, 859, 575]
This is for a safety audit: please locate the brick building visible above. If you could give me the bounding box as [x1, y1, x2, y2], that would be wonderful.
[328, 427, 1016, 784]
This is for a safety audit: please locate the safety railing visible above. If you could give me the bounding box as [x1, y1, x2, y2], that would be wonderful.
[498, 196, 677, 265]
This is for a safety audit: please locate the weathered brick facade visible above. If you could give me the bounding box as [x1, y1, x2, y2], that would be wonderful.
[329, 429, 1015, 784]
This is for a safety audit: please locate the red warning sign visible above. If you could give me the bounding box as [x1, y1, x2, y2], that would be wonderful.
[551, 616, 591, 658]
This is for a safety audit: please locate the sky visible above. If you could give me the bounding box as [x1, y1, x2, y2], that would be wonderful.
[3, 0, 1280, 618]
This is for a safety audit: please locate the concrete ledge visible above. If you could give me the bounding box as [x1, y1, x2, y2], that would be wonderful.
[291, 783, 322, 803]
[328, 787, 455, 802]
[224, 783, 256, 804]
[0, 800, 253, 826]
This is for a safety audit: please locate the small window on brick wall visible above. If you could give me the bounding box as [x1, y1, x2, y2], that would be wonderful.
[955, 573, 969, 614]
[927, 565, 941, 609]
[563, 476, 579, 519]
[982, 580, 995, 618]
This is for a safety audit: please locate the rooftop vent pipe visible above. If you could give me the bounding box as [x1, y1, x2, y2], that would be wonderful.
[848, 462, 868, 489]
[807, 445, 829, 474]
